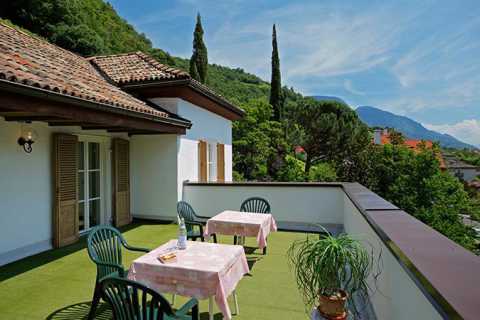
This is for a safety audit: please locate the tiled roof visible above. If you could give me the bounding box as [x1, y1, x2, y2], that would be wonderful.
[379, 132, 446, 168]
[0, 23, 168, 118]
[89, 52, 190, 85]
[89, 51, 244, 119]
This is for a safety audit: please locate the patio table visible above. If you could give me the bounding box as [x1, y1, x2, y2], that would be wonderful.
[204, 210, 277, 249]
[128, 239, 249, 320]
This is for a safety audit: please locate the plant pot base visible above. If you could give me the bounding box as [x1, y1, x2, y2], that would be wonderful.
[317, 308, 347, 320]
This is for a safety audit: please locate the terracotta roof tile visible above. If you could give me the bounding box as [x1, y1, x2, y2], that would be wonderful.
[0, 23, 168, 118]
[89, 51, 190, 85]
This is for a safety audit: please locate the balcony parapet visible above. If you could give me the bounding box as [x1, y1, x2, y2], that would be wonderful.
[184, 181, 480, 319]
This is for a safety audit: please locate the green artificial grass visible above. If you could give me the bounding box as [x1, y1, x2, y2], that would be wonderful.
[0, 221, 309, 320]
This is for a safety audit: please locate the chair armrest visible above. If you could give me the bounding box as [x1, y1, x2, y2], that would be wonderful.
[175, 298, 199, 316]
[195, 215, 211, 221]
[123, 244, 150, 253]
[188, 221, 205, 227]
[94, 261, 126, 277]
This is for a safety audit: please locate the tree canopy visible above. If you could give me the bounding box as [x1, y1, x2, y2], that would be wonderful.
[269, 24, 282, 121]
[189, 13, 208, 83]
[287, 98, 370, 176]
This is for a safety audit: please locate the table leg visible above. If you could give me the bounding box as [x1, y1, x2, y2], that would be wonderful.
[233, 290, 239, 315]
[171, 293, 176, 306]
[209, 296, 214, 320]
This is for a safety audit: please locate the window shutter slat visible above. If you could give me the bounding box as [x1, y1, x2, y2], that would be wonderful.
[198, 140, 207, 182]
[53, 133, 79, 248]
[112, 138, 131, 227]
[217, 143, 225, 182]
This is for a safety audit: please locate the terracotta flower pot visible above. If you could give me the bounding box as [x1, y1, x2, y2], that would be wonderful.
[318, 290, 348, 320]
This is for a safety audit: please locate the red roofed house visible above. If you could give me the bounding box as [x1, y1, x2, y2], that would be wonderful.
[373, 129, 446, 169]
[0, 23, 244, 264]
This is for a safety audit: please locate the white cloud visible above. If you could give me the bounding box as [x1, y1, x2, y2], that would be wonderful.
[424, 120, 480, 147]
[344, 79, 365, 96]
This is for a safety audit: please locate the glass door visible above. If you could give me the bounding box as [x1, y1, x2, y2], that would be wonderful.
[78, 141, 102, 232]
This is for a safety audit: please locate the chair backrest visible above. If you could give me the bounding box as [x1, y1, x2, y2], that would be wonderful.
[240, 197, 271, 214]
[101, 276, 174, 320]
[87, 225, 125, 279]
[177, 201, 198, 233]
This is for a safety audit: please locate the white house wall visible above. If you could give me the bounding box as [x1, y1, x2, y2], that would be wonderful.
[130, 134, 178, 220]
[0, 119, 53, 265]
[150, 98, 234, 202]
[0, 118, 119, 265]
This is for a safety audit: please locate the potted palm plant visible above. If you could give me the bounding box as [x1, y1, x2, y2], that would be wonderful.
[288, 231, 376, 319]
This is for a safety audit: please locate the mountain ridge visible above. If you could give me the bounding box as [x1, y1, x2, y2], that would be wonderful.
[356, 106, 475, 149]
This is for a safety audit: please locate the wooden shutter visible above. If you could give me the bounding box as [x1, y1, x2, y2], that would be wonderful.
[217, 143, 225, 182]
[112, 138, 131, 227]
[53, 134, 79, 248]
[198, 140, 207, 182]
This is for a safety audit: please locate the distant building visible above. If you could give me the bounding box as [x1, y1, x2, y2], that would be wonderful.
[442, 153, 480, 182]
[373, 129, 446, 169]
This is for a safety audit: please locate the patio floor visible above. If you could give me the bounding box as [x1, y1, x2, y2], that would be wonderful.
[0, 221, 310, 320]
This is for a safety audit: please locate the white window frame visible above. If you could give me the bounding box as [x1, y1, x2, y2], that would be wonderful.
[77, 136, 108, 233]
[206, 141, 217, 182]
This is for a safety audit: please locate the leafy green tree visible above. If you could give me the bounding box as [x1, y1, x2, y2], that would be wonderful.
[388, 128, 405, 145]
[308, 162, 337, 182]
[232, 99, 275, 180]
[276, 155, 306, 182]
[364, 144, 478, 250]
[269, 24, 282, 121]
[288, 98, 370, 177]
[190, 13, 208, 83]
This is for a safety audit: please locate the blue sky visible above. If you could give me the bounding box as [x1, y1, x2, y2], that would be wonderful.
[109, 0, 480, 146]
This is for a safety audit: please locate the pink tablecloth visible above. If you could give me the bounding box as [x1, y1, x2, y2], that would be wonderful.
[128, 240, 249, 320]
[204, 210, 278, 249]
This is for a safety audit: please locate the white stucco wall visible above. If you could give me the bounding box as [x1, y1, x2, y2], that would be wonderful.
[0, 118, 118, 265]
[343, 196, 443, 320]
[150, 98, 233, 190]
[130, 134, 179, 220]
[0, 119, 53, 265]
[182, 184, 344, 224]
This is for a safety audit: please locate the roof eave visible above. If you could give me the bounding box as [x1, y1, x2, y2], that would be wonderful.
[0, 79, 192, 129]
[121, 79, 245, 120]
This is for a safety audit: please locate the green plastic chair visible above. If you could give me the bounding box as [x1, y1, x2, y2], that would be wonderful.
[240, 197, 271, 214]
[87, 225, 150, 320]
[177, 201, 217, 243]
[238, 197, 271, 255]
[100, 276, 199, 320]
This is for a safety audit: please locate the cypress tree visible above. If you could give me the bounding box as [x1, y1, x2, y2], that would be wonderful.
[270, 24, 282, 121]
[190, 13, 208, 83]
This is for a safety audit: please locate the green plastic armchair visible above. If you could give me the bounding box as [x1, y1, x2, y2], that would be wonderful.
[100, 276, 199, 320]
[238, 197, 272, 254]
[87, 225, 150, 320]
[177, 201, 217, 243]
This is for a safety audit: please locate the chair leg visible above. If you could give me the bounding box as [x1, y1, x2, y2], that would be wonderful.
[234, 235, 237, 245]
[192, 303, 199, 320]
[88, 282, 101, 320]
[213, 234, 217, 243]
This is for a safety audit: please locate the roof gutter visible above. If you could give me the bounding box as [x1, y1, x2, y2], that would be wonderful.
[0, 79, 192, 128]
[122, 79, 246, 118]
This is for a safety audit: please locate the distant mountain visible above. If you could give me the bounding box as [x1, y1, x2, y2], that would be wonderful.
[356, 106, 476, 149]
[311, 95, 347, 104]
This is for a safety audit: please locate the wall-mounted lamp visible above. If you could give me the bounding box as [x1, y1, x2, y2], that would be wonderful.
[18, 122, 37, 153]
